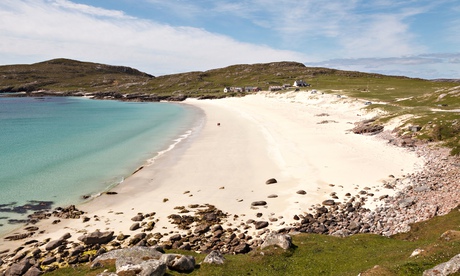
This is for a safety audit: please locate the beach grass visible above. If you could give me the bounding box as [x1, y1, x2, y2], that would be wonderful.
[45, 205, 460, 276]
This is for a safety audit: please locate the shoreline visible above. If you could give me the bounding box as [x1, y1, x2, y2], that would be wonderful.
[4, 91, 455, 271]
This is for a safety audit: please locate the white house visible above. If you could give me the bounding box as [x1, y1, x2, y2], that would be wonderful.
[293, 80, 310, 87]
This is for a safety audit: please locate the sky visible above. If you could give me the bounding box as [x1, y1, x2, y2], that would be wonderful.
[0, 0, 459, 79]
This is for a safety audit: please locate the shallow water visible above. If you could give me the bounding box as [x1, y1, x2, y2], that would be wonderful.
[0, 96, 201, 234]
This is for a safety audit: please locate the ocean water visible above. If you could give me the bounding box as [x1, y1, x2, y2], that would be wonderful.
[0, 96, 202, 234]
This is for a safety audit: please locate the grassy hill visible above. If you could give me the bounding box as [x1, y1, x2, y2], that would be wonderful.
[1, 58, 458, 154]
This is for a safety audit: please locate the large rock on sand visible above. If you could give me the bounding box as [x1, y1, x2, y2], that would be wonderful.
[78, 230, 114, 245]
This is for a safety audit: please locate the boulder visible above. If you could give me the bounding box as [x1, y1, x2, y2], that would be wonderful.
[194, 224, 210, 235]
[23, 266, 43, 276]
[260, 233, 292, 250]
[78, 230, 114, 245]
[251, 201, 267, 207]
[5, 258, 32, 276]
[130, 223, 140, 231]
[116, 257, 166, 276]
[160, 254, 196, 272]
[203, 250, 226, 265]
[233, 243, 250, 254]
[265, 178, 277, 184]
[41, 256, 57, 266]
[91, 246, 163, 269]
[45, 239, 64, 251]
[296, 190, 307, 195]
[254, 221, 269, 230]
[131, 214, 144, 222]
[423, 253, 460, 276]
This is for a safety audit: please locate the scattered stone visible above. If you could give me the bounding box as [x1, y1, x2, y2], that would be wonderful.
[322, 199, 335, 206]
[296, 190, 307, 195]
[131, 214, 145, 222]
[268, 194, 278, 198]
[130, 223, 140, 231]
[265, 178, 277, 185]
[254, 221, 269, 230]
[251, 201, 267, 207]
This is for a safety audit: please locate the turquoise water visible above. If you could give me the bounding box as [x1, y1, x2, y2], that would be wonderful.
[0, 96, 202, 233]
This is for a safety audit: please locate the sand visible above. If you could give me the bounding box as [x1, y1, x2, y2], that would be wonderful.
[0, 91, 424, 251]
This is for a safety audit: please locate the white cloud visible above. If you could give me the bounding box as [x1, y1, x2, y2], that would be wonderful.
[0, 0, 307, 75]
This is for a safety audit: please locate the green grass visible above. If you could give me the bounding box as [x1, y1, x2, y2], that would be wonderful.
[45, 206, 460, 276]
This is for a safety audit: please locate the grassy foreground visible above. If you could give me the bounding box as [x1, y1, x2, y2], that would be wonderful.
[46, 205, 460, 276]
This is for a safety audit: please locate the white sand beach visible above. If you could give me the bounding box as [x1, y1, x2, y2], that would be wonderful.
[0, 91, 424, 251]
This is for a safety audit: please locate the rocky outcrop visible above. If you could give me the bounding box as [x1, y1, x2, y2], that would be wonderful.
[352, 119, 384, 135]
[260, 233, 292, 250]
[203, 251, 225, 265]
[423, 253, 460, 276]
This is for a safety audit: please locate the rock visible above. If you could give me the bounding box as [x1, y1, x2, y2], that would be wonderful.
[251, 201, 267, 207]
[322, 199, 335, 206]
[194, 224, 210, 235]
[423, 253, 460, 276]
[78, 230, 114, 245]
[267, 194, 278, 198]
[203, 250, 226, 265]
[91, 246, 163, 269]
[138, 260, 166, 276]
[410, 249, 425, 257]
[130, 223, 140, 231]
[23, 266, 43, 276]
[160, 254, 196, 272]
[296, 190, 307, 195]
[5, 258, 32, 276]
[440, 230, 460, 241]
[45, 239, 64, 251]
[398, 197, 415, 208]
[265, 178, 277, 184]
[254, 221, 269, 230]
[116, 257, 165, 276]
[4, 233, 33, 241]
[60, 232, 71, 240]
[131, 214, 144, 222]
[70, 245, 85, 257]
[260, 233, 292, 250]
[233, 243, 250, 254]
[41, 256, 56, 266]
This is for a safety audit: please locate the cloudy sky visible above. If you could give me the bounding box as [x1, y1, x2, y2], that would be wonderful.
[1, 0, 459, 79]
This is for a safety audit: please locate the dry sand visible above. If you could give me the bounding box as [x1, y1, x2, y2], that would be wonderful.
[0, 91, 424, 251]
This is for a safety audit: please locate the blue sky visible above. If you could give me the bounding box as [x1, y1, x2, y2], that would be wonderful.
[0, 0, 459, 79]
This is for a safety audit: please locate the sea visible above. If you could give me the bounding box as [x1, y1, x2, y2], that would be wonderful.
[0, 96, 203, 235]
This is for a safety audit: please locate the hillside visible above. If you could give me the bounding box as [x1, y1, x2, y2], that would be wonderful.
[1, 58, 459, 154]
[0, 58, 153, 93]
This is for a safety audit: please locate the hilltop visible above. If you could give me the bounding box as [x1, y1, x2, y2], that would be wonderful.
[1, 58, 459, 154]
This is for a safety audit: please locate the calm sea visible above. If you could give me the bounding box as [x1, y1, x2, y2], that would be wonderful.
[0, 96, 202, 234]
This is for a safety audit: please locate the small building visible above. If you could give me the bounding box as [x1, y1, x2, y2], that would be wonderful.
[244, 86, 260, 92]
[223, 87, 231, 93]
[269, 86, 283, 91]
[293, 80, 310, 87]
